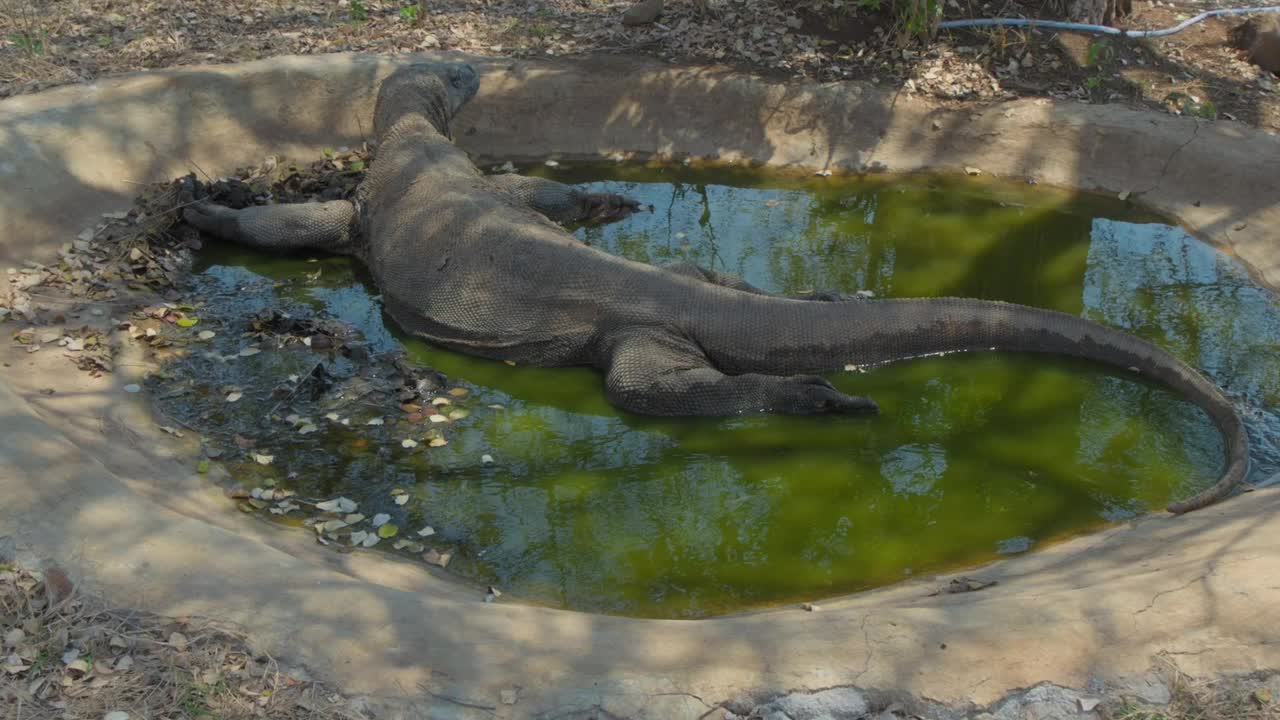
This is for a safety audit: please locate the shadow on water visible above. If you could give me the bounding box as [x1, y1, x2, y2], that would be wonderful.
[175, 165, 1280, 619]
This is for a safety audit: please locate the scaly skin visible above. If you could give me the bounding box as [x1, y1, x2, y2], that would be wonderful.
[184, 62, 1248, 513]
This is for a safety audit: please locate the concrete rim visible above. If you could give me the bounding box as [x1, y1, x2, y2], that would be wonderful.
[1, 52, 1277, 718]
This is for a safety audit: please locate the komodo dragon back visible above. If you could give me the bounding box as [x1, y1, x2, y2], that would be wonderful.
[183, 62, 1250, 514]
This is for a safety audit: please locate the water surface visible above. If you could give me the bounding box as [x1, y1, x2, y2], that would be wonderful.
[180, 166, 1280, 618]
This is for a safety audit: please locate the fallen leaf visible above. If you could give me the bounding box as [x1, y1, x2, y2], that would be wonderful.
[365, 417, 384, 426]
[429, 414, 448, 423]
[401, 438, 419, 448]
[361, 533, 379, 547]
[168, 632, 188, 651]
[349, 530, 369, 545]
[226, 391, 243, 403]
[196, 459, 210, 474]
[447, 387, 469, 397]
[377, 523, 399, 539]
[197, 330, 216, 340]
[417, 526, 436, 537]
[298, 423, 319, 435]
[428, 437, 448, 447]
[250, 453, 274, 465]
[239, 347, 261, 357]
[176, 316, 199, 328]
[394, 494, 409, 505]
[481, 454, 494, 465]
[316, 497, 357, 513]
[371, 513, 391, 528]
[158, 425, 184, 437]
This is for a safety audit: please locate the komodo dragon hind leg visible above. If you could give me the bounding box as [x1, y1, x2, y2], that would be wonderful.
[486, 174, 641, 224]
[662, 262, 857, 302]
[603, 329, 879, 416]
[183, 200, 357, 254]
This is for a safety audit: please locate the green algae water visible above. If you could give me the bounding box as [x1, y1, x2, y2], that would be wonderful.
[184, 166, 1280, 618]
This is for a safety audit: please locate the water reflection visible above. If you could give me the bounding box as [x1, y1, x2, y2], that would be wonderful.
[188, 169, 1280, 617]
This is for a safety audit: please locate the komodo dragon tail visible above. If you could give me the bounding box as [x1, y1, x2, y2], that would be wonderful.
[701, 295, 1248, 514]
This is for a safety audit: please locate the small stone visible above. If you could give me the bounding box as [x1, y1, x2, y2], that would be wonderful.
[801, 603, 819, 612]
[1078, 697, 1101, 712]
[123, 384, 141, 393]
[423, 549, 451, 567]
[481, 454, 494, 465]
[500, 687, 518, 705]
[964, 166, 982, 176]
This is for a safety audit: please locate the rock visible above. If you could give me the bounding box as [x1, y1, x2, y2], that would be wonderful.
[1113, 672, 1172, 706]
[991, 683, 1098, 720]
[1229, 16, 1280, 75]
[623, 0, 663, 25]
[749, 687, 869, 719]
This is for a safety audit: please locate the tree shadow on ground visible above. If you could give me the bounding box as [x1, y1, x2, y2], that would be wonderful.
[1, 49, 1278, 717]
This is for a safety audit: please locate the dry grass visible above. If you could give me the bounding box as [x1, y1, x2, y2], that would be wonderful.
[1, 563, 353, 720]
[1105, 656, 1279, 720]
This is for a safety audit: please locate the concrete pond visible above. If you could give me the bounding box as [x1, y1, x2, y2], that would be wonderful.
[1, 51, 1278, 718]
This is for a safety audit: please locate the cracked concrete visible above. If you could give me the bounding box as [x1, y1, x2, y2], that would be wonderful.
[1, 52, 1279, 717]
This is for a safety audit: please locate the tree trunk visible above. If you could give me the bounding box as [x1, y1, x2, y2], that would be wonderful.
[1066, 0, 1130, 25]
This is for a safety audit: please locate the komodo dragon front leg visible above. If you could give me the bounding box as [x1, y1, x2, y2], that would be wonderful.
[487, 174, 641, 224]
[662, 261, 857, 302]
[183, 200, 358, 254]
[603, 328, 879, 416]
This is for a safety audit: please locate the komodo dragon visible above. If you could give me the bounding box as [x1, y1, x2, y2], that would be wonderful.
[183, 62, 1248, 513]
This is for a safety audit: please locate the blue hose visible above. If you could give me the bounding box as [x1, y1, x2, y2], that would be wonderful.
[937, 5, 1280, 38]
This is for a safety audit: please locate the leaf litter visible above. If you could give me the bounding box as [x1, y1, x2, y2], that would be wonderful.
[0, 562, 355, 719]
[13, 148, 498, 587]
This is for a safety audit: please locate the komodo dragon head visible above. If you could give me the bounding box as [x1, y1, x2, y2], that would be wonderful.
[373, 62, 480, 141]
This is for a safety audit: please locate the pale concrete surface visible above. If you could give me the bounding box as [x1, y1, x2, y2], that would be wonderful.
[1, 53, 1278, 717]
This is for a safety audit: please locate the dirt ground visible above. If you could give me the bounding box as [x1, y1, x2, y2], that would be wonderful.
[1, 0, 1277, 131]
[2, 2, 1280, 716]
[1, 562, 359, 719]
